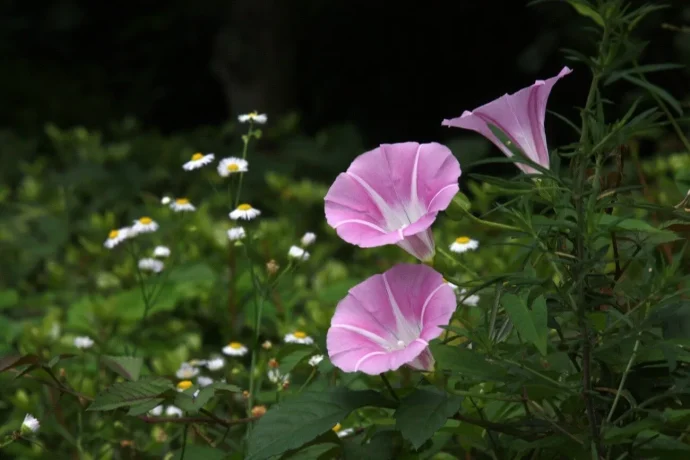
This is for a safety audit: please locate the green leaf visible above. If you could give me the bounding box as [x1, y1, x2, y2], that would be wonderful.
[605, 63, 686, 85]
[127, 399, 164, 416]
[342, 430, 397, 460]
[0, 289, 19, 310]
[192, 382, 242, 411]
[501, 294, 548, 356]
[0, 354, 41, 372]
[395, 388, 463, 449]
[171, 445, 227, 460]
[566, 0, 604, 26]
[430, 343, 506, 380]
[621, 74, 683, 116]
[445, 193, 472, 220]
[284, 443, 340, 459]
[278, 344, 317, 375]
[88, 377, 173, 411]
[246, 389, 388, 460]
[101, 355, 143, 381]
[47, 354, 76, 368]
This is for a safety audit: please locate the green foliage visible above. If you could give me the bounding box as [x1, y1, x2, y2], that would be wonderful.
[395, 388, 463, 450]
[88, 377, 173, 411]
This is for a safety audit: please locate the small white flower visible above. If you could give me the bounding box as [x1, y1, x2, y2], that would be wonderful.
[175, 363, 199, 380]
[238, 112, 267, 124]
[193, 389, 200, 398]
[459, 288, 480, 307]
[74, 336, 94, 349]
[131, 217, 159, 234]
[206, 357, 225, 371]
[229, 204, 261, 221]
[288, 245, 310, 261]
[183, 152, 215, 171]
[149, 405, 164, 416]
[337, 428, 355, 438]
[227, 227, 246, 241]
[170, 198, 196, 212]
[104, 227, 130, 249]
[284, 331, 314, 345]
[300, 232, 316, 246]
[50, 323, 61, 339]
[450, 236, 479, 254]
[268, 369, 289, 385]
[161, 196, 171, 205]
[165, 406, 183, 417]
[217, 157, 249, 177]
[222, 342, 249, 356]
[138, 258, 164, 273]
[197, 376, 214, 387]
[153, 246, 171, 258]
[21, 414, 40, 434]
[262, 340, 273, 350]
[308, 355, 324, 367]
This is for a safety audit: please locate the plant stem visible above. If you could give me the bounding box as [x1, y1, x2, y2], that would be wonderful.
[234, 122, 254, 208]
[180, 425, 189, 460]
[380, 374, 399, 402]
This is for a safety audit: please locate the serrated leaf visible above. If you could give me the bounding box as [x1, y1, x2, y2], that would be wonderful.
[101, 355, 143, 381]
[501, 294, 548, 356]
[247, 389, 388, 460]
[395, 388, 463, 449]
[277, 344, 317, 375]
[174, 391, 198, 413]
[127, 399, 164, 416]
[88, 377, 173, 411]
[192, 382, 242, 411]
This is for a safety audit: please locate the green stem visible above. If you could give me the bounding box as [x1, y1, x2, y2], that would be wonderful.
[462, 210, 522, 233]
[380, 374, 399, 402]
[234, 123, 254, 208]
[180, 425, 189, 459]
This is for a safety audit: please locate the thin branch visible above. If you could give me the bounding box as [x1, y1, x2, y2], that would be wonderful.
[138, 415, 259, 426]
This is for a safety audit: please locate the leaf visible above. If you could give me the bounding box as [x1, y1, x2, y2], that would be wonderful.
[278, 344, 317, 375]
[101, 355, 143, 381]
[127, 399, 164, 416]
[605, 63, 686, 85]
[445, 193, 472, 220]
[170, 445, 227, 460]
[395, 388, 463, 449]
[192, 382, 242, 411]
[88, 377, 173, 411]
[0, 354, 41, 372]
[430, 344, 506, 380]
[47, 354, 76, 368]
[501, 294, 548, 356]
[566, 0, 604, 26]
[0, 289, 19, 310]
[246, 389, 388, 460]
[284, 443, 340, 459]
[621, 74, 683, 116]
[342, 430, 397, 460]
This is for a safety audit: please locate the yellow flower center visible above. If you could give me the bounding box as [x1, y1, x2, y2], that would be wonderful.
[293, 331, 307, 339]
[139, 217, 152, 224]
[108, 230, 119, 239]
[177, 380, 193, 390]
[455, 236, 471, 244]
[237, 204, 252, 211]
[248, 111, 258, 118]
[191, 153, 204, 161]
[176, 198, 189, 205]
[229, 342, 243, 349]
[332, 423, 342, 432]
[227, 163, 239, 172]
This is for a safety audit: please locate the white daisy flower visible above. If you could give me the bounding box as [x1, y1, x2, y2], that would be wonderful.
[177, 380, 194, 391]
[153, 246, 171, 258]
[450, 236, 479, 254]
[131, 217, 159, 234]
[149, 405, 164, 416]
[197, 376, 214, 387]
[459, 289, 480, 307]
[238, 112, 267, 124]
[138, 258, 164, 273]
[161, 196, 171, 205]
[227, 227, 246, 241]
[222, 342, 248, 356]
[170, 198, 196, 212]
[182, 152, 215, 171]
[217, 157, 249, 177]
[165, 406, 183, 417]
[104, 227, 130, 249]
[175, 363, 199, 380]
[206, 357, 225, 371]
[229, 204, 261, 221]
[288, 245, 310, 261]
[268, 369, 289, 385]
[74, 336, 94, 349]
[308, 355, 324, 367]
[284, 331, 314, 345]
[300, 232, 316, 246]
[21, 414, 40, 434]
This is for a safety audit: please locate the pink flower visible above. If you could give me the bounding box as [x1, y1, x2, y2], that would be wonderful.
[324, 142, 461, 261]
[327, 264, 457, 375]
[442, 67, 572, 174]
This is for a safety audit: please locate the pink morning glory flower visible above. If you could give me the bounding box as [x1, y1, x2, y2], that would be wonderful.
[327, 264, 457, 375]
[324, 142, 461, 261]
[442, 67, 572, 174]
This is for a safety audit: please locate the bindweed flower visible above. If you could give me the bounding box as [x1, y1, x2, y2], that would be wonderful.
[218, 157, 248, 177]
[449, 236, 479, 254]
[183, 152, 215, 171]
[170, 198, 196, 212]
[138, 258, 164, 273]
[288, 245, 310, 261]
[223, 342, 249, 356]
[206, 357, 225, 371]
[227, 227, 246, 241]
[104, 227, 130, 249]
[153, 246, 171, 258]
[176, 380, 194, 391]
[21, 414, 40, 435]
[165, 406, 183, 417]
[131, 217, 159, 234]
[74, 336, 94, 349]
[459, 288, 480, 307]
[175, 363, 199, 380]
[442, 67, 572, 174]
[327, 264, 456, 374]
[149, 405, 163, 416]
[308, 355, 324, 367]
[325, 142, 461, 262]
[301, 232, 316, 246]
[197, 376, 214, 387]
[285, 331, 314, 345]
[229, 204, 261, 221]
[238, 112, 267, 124]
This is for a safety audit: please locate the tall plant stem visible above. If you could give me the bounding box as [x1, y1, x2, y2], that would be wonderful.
[234, 123, 254, 208]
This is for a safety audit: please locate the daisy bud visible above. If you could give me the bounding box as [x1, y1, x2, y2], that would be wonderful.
[20, 414, 40, 435]
[266, 260, 280, 275]
[268, 358, 279, 369]
[261, 340, 273, 350]
[251, 405, 267, 418]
